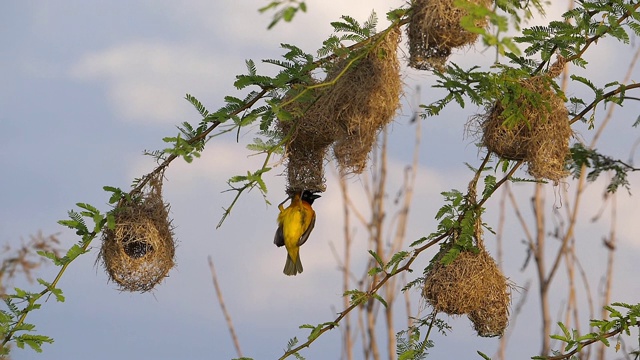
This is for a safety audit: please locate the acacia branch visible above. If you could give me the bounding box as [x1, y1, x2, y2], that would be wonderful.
[569, 83, 640, 125]
[532, 3, 640, 75]
[568, 3, 640, 63]
[544, 321, 638, 360]
[130, 88, 270, 200]
[278, 152, 520, 359]
[1, 231, 95, 348]
[477, 158, 524, 209]
[278, 233, 445, 360]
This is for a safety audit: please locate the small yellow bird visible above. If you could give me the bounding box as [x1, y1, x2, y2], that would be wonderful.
[274, 190, 321, 276]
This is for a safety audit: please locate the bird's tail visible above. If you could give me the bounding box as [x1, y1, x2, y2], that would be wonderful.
[283, 252, 303, 276]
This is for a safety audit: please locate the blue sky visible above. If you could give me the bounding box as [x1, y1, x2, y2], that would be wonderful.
[1, 1, 640, 359]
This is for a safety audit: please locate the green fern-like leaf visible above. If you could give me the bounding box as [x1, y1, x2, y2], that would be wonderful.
[440, 246, 461, 265]
[330, 12, 377, 42]
[14, 334, 53, 353]
[185, 93, 209, 118]
[36, 251, 66, 266]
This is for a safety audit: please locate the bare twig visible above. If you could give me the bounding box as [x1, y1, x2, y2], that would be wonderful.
[208, 256, 243, 358]
[532, 183, 552, 356]
[496, 185, 508, 360]
[338, 171, 354, 360]
[597, 191, 617, 360]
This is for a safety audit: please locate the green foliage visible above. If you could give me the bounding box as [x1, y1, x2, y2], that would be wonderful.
[103, 185, 133, 206]
[318, 11, 378, 58]
[1, 202, 106, 354]
[423, 1, 640, 129]
[516, 1, 640, 65]
[386, 251, 410, 275]
[457, 0, 520, 56]
[412, 188, 483, 255]
[36, 279, 64, 303]
[35, 250, 64, 267]
[14, 334, 54, 353]
[386, 7, 408, 22]
[228, 168, 272, 194]
[300, 321, 337, 342]
[569, 143, 637, 193]
[423, 63, 562, 130]
[259, 0, 307, 29]
[482, 174, 497, 200]
[396, 328, 431, 360]
[282, 336, 304, 360]
[163, 133, 202, 163]
[396, 313, 452, 360]
[495, 0, 546, 29]
[568, 78, 632, 129]
[7, 0, 640, 358]
[537, 303, 640, 359]
[368, 249, 385, 268]
[344, 289, 368, 307]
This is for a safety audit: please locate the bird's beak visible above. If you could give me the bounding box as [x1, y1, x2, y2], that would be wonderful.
[310, 193, 321, 200]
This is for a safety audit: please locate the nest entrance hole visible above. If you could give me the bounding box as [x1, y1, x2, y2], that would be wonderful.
[123, 239, 154, 259]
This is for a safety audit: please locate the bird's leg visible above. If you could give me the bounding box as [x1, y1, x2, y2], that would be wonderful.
[278, 194, 291, 212]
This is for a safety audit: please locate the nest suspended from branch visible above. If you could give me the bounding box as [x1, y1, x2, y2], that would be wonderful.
[479, 56, 571, 182]
[284, 140, 329, 193]
[277, 84, 334, 194]
[278, 85, 339, 153]
[328, 28, 402, 174]
[407, 0, 492, 71]
[423, 249, 507, 315]
[99, 174, 176, 292]
[468, 277, 511, 337]
[423, 206, 511, 336]
[277, 28, 402, 191]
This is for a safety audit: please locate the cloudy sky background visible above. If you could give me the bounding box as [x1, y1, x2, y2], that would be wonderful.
[1, 1, 640, 359]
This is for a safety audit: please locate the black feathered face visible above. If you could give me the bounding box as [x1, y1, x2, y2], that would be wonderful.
[301, 190, 321, 205]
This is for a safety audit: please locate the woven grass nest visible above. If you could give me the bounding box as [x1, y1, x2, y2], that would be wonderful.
[407, 0, 492, 71]
[423, 248, 511, 337]
[99, 176, 176, 292]
[277, 28, 402, 192]
[278, 84, 334, 193]
[480, 57, 571, 182]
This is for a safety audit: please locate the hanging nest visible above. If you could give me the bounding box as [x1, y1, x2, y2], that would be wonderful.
[284, 140, 329, 193]
[277, 28, 402, 190]
[278, 85, 338, 153]
[423, 194, 511, 336]
[328, 28, 402, 174]
[468, 276, 511, 337]
[99, 174, 176, 292]
[407, 0, 492, 71]
[479, 56, 571, 182]
[423, 249, 507, 315]
[277, 84, 334, 193]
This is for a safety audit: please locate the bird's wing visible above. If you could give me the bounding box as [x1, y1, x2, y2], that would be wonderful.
[274, 224, 285, 247]
[297, 212, 316, 247]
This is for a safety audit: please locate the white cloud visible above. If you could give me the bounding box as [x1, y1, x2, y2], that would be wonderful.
[150, 0, 397, 45]
[70, 42, 240, 124]
[67, 0, 402, 126]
